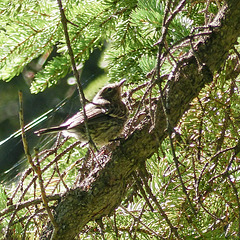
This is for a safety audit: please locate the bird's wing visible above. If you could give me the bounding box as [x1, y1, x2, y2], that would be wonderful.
[62, 103, 109, 129]
[34, 104, 106, 136]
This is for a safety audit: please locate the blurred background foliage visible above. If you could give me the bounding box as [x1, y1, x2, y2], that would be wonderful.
[0, 0, 240, 239]
[0, 46, 106, 181]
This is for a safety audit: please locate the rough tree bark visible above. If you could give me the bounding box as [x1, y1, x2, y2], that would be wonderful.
[41, 1, 240, 239]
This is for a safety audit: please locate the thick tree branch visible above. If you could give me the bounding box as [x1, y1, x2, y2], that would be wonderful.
[41, 1, 240, 239]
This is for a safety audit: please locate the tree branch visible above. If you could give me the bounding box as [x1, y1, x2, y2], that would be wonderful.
[57, 0, 97, 151]
[41, 1, 240, 239]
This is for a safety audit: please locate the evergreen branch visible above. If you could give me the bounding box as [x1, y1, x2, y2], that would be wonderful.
[0, 23, 59, 64]
[22, 210, 46, 239]
[40, 1, 240, 237]
[155, 0, 187, 47]
[132, 202, 146, 238]
[54, 160, 70, 191]
[99, 6, 130, 27]
[0, 195, 61, 218]
[30, 10, 52, 18]
[72, 5, 113, 42]
[120, 205, 166, 239]
[167, 129, 197, 217]
[154, 0, 197, 217]
[227, 174, 240, 238]
[17, 91, 58, 232]
[114, 226, 163, 237]
[31, 55, 70, 93]
[1, 137, 80, 238]
[166, 0, 187, 27]
[0, 26, 60, 82]
[0, 32, 38, 63]
[45, 165, 58, 192]
[207, 148, 238, 184]
[113, 46, 151, 60]
[2, 0, 240, 239]
[8, 138, 70, 211]
[32, 2, 118, 93]
[51, 158, 82, 193]
[57, 0, 97, 151]
[198, 200, 221, 221]
[33, 148, 58, 230]
[132, 171, 154, 212]
[8, 167, 33, 203]
[66, 19, 79, 28]
[0, 4, 53, 18]
[75, 37, 98, 60]
[138, 169, 182, 239]
[12, 19, 41, 33]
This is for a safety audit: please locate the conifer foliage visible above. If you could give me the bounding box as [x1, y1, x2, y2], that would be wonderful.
[0, 0, 240, 239]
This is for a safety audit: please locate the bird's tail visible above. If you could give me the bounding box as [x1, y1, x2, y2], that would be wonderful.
[34, 125, 67, 136]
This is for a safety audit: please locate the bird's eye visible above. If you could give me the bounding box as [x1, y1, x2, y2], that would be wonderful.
[106, 87, 113, 92]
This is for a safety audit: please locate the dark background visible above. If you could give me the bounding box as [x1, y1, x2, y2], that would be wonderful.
[0, 48, 105, 183]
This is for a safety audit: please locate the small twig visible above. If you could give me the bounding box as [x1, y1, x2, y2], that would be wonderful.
[45, 166, 57, 190]
[53, 157, 83, 193]
[227, 174, 240, 238]
[198, 200, 221, 220]
[202, 0, 211, 25]
[22, 209, 46, 240]
[18, 91, 34, 171]
[122, 81, 149, 99]
[126, 80, 156, 135]
[233, 46, 240, 60]
[54, 161, 69, 191]
[169, 132, 197, 217]
[208, 152, 237, 184]
[113, 212, 119, 239]
[120, 205, 165, 239]
[2, 137, 78, 239]
[0, 194, 61, 218]
[155, 0, 173, 82]
[132, 202, 147, 240]
[132, 171, 154, 212]
[9, 167, 33, 203]
[57, 0, 97, 151]
[95, 218, 105, 239]
[154, 0, 187, 46]
[66, 19, 79, 28]
[153, 0, 196, 217]
[167, 0, 187, 25]
[9, 138, 69, 205]
[18, 91, 58, 230]
[34, 149, 58, 229]
[138, 169, 182, 239]
[24, 141, 82, 207]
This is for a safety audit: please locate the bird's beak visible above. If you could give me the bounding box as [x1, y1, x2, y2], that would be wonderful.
[118, 78, 126, 87]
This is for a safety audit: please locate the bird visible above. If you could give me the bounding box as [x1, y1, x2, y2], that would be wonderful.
[34, 79, 128, 146]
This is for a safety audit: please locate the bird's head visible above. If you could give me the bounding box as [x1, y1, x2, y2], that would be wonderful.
[93, 79, 126, 103]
